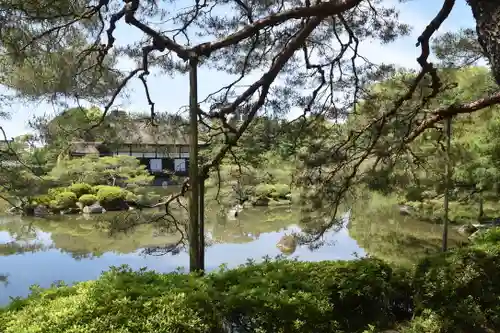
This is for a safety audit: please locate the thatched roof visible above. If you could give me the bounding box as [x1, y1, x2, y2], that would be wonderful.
[69, 142, 101, 155]
[102, 111, 199, 145]
[115, 119, 191, 145]
[69, 111, 208, 155]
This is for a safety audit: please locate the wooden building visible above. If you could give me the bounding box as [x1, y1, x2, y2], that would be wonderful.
[68, 112, 206, 183]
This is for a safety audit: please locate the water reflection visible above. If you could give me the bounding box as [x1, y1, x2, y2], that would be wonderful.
[0, 207, 363, 305]
[349, 201, 467, 267]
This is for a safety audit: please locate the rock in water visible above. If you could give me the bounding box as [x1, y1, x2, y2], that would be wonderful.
[458, 224, 478, 236]
[276, 235, 297, 255]
[398, 205, 413, 216]
[227, 204, 243, 220]
[253, 197, 270, 206]
[83, 203, 106, 214]
[34, 205, 48, 217]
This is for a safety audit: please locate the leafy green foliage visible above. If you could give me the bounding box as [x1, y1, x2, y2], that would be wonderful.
[0, 135, 54, 205]
[432, 28, 484, 68]
[34, 107, 104, 148]
[331, 67, 500, 224]
[0, 259, 411, 333]
[205, 151, 294, 205]
[3, 243, 500, 333]
[470, 227, 500, 247]
[404, 199, 500, 224]
[96, 186, 126, 202]
[51, 191, 77, 210]
[78, 194, 98, 206]
[67, 183, 92, 198]
[412, 246, 500, 332]
[208, 258, 411, 332]
[29, 184, 137, 213]
[48, 155, 153, 188]
[0, 0, 121, 101]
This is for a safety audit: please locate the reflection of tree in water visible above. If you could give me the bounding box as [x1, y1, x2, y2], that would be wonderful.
[0, 242, 51, 256]
[209, 206, 297, 244]
[0, 205, 302, 258]
[0, 217, 38, 242]
[142, 243, 183, 256]
[0, 213, 183, 258]
[63, 250, 104, 260]
[45, 220, 181, 257]
[348, 204, 466, 267]
[0, 218, 52, 256]
[0, 274, 8, 286]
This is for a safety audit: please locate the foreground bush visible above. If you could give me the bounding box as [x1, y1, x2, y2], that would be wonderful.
[1, 246, 500, 333]
[412, 244, 500, 332]
[0, 259, 411, 333]
[471, 226, 500, 247]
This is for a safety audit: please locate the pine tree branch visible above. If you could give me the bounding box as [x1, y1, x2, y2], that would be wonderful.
[404, 90, 500, 144]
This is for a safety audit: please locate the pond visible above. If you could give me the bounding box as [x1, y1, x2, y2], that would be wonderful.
[0, 201, 466, 306]
[0, 206, 361, 305]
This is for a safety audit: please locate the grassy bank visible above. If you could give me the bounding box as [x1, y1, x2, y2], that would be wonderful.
[2, 232, 500, 332]
[404, 198, 500, 224]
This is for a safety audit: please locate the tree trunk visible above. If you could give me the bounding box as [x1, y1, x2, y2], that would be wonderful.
[443, 117, 452, 252]
[478, 192, 484, 220]
[188, 58, 202, 272]
[468, 0, 500, 84]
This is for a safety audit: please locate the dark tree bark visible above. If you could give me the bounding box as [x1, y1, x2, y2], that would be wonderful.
[468, 0, 500, 84]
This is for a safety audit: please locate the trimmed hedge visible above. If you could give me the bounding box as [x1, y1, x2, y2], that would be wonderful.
[2, 243, 500, 333]
[51, 192, 77, 210]
[96, 186, 128, 210]
[78, 194, 98, 206]
[254, 183, 291, 200]
[67, 183, 92, 198]
[30, 184, 137, 213]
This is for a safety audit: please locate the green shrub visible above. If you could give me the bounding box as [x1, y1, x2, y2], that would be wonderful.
[3, 248, 500, 333]
[0, 267, 217, 333]
[407, 199, 480, 224]
[78, 194, 98, 206]
[32, 194, 52, 206]
[208, 258, 412, 332]
[413, 246, 500, 332]
[400, 309, 444, 333]
[96, 186, 127, 210]
[47, 187, 69, 198]
[90, 185, 109, 195]
[125, 191, 138, 203]
[0, 260, 412, 333]
[254, 184, 275, 198]
[67, 183, 92, 198]
[471, 227, 500, 246]
[405, 186, 425, 202]
[50, 191, 78, 210]
[271, 183, 291, 199]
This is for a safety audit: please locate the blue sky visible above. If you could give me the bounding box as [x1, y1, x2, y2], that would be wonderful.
[1, 0, 476, 138]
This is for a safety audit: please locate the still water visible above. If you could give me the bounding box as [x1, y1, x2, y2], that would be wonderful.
[0, 206, 364, 305]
